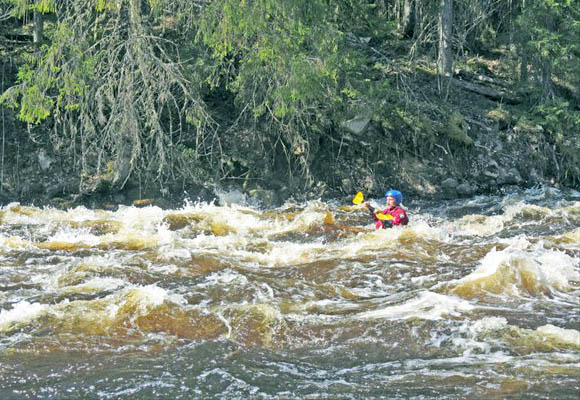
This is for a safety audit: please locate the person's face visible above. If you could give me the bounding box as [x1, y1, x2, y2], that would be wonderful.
[386, 196, 396, 208]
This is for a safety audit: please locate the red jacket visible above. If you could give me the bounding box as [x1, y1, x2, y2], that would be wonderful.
[371, 205, 409, 229]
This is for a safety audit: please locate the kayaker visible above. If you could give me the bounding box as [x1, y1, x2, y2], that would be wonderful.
[364, 189, 409, 229]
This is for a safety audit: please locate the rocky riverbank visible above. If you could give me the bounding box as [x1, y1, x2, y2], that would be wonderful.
[0, 103, 565, 211]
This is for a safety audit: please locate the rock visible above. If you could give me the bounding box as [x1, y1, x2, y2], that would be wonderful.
[341, 115, 371, 135]
[456, 182, 474, 196]
[482, 170, 499, 179]
[248, 189, 279, 208]
[514, 121, 544, 135]
[441, 177, 458, 198]
[113, 193, 126, 204]
[46, 183, 68, 198]
[48, 197, 76, 209]
[487, 158, 499, 169]
[133, 199, 153, 207]
[153, 198, 173, 209]
[442, 112, 473, 145]
[361, 175, 375, 194]
[527, 168, 543, 184]
[544, 186, 562, 199]
[498, 168, 523, 185]
[0, 190, 11, 205]
[441, 177, 458, 190]
[82, 174, 112, 194]
[341, 178, 354, 194]
[22, 181, 44, 196]
[38, 150, 53, 171]
[486, 108, 512, 130]
[311, 181, 328, 199]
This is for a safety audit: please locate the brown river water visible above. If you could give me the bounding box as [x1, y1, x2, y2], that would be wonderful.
[0, 186, 579, 399]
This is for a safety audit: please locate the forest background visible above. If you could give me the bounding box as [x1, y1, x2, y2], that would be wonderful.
[0, 0, 578, 209]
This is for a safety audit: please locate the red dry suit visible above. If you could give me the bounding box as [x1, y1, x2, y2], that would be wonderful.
[369, 205, 409, 229]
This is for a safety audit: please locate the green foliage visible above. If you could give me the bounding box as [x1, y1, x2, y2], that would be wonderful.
[372, 79, 441, 156]
[95, 0, 117, 12]
[196, 0, 373, 183]
[4, 0, 55, 16]
[515, 0, 580, 93]
[3, 0, 30, 17]
[198, 0, 356, 120]
[1, 0, 214, 190]
[1, 21, 95, 124]
[30, 0, 54, 13]
[453, 0, 503, 53]
[442, 112, 473, 146]
[531, 100, 580, 182]
[17, 84, 52, 123]
[487, 107, 513, 129]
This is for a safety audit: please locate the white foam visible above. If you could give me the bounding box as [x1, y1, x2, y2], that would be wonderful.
[407, 218, 450, 241]
[48, 229, 101, 246]
[535, 249, 580, 288]
[0, 235, 34, 250]
[178, 202, 275, 237]
[447, 201, 555, 238]
[445, 317, 511, 356]
[62, 277, 126, 294]
[156, 222, 176, 246]
[358, 291, 474, 320]
[200, 270, 248, 287]
[465, 316, 509, 335]
[116, 205, 166, 232]
[536, 324, 580, 347]
[128, 285, 168, 308]
[156, 247, 191, 261]
[452, 242, 579, 293]
[0, 301, 48, 329]
[214, 188, 248, 206]
[255, 283, 274, 302]
[454, 246, 529, 282]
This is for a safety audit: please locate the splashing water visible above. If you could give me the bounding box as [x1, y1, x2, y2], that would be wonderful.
[1, 187, 579, 399]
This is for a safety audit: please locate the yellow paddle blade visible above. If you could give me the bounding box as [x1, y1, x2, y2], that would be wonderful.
[376, 213, 393, 221]
[352, 192, 364, 205]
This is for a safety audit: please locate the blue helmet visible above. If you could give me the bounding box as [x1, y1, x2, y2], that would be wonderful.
[385, 189, 403, 205]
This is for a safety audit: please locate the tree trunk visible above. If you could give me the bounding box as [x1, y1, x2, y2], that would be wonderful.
[413, 0, 422, 40]
[110, 0, 146, 189]
[520, 51, 528, 82]
[399, 0, 415, 37]
[437, 0, 453, 78]
[454, 79, 520, 104]
[33, 9, 43, 48]
[541, 63, 554, 100]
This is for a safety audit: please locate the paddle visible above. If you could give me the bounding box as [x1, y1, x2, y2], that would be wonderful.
[352, 192, 394, 221]
[352, 191, 364, 205]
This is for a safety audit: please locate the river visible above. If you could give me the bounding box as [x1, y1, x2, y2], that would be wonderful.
[1, 186, 579, 399]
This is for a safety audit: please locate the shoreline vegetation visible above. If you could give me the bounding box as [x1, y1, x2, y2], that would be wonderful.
[0, 1, 578, 209]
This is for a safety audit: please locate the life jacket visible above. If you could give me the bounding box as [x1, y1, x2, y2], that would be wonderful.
[372, 205, 409, 229]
